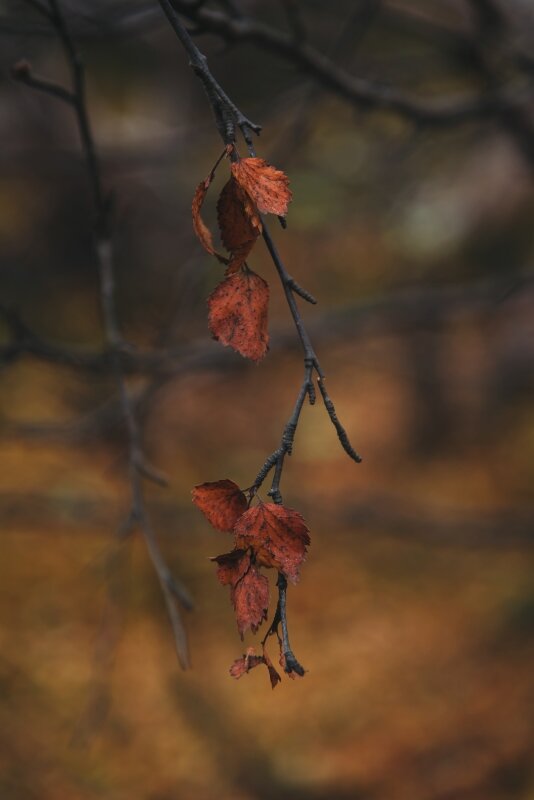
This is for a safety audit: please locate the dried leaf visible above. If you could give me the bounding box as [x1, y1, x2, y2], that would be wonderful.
[192, 173, 227, 263]
[224, 242, 256, 276]
[234, 502, 310, 584]
[239, 189, 263, 239]
[192, 479, 248, 532]
[231, 157, 292, 217]
[229, 647, 281, 689]
[211, 548, 251, 587]
[192, 175, 215, 255]
[217, 177, 260, 253]
[229, 648, 265, 679]
[262, 648, 282, 689]
[208, 270, 269, 362]
[232, 564, 269, 637]
[219, 179, 261, 274]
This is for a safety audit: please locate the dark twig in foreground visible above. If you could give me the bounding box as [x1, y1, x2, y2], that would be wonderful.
[158, 0, 260, 146]
[254, 222, 362, 495]
[260, 572, 304, 677]
[276, 573, 305, 675]
[14, 0, 191, 667]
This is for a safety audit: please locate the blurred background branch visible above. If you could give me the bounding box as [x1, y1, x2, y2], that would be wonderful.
[10, 0, 192, 667]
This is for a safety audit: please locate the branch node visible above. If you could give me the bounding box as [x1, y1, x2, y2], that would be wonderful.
[134, 457, 170, 488]
[268, 487, 283, 504]
[287, 277, 317, 304]
[282, 649, 306, 676]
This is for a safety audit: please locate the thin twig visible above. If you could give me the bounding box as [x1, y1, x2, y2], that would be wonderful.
[464, 0, 534, 166]
[11, 60, 74, 103]
[255, 213, 363, 486]
[158, 0, 260, 145]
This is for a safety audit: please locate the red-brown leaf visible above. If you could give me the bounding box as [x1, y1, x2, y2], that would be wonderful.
[218, 179, 261, 274]
[240, 191, 262, 235]
[231, 564, 269, 637]
[224, 242, 255, 276]
[229, 648, 265, 679]
[211, 548, 251, 587]
[192, 479, 248, 532]
[229, 647, 281, 689]
[262, 648, 282, 689]
[234, 502, 310, 584]
[231, 157, 292, 217]
[208, 270, 269, 362]
[192, 173, 227, 263]
[217, 177, 261, 253]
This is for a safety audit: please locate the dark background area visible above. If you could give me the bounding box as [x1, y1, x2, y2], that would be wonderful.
[0, 1, 533, 798]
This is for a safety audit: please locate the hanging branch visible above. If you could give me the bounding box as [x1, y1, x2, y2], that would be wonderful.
[13, 0, 192, 668]
[159, 0, 360, 679]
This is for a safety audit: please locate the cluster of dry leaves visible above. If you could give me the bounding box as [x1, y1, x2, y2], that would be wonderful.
[192, 480, 310, 688]
[191, 149, 311, 687]
[192, 145, 292, 362]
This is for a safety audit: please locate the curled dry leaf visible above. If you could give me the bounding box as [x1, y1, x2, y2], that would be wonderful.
[192, 173, 227, 264]
[192, 177, 214, 254]
[192, 479, 248, 532]
[208, 270, 269, 362]
[232, 564, 269, 637]
[234, 502, 310, 584]
[231, 157, 292, 217]
[229, 650, 265, 679]
[229, 646, 281, 689]
[211, 548, 251, 587]
[217, 177, 261, 274]
[262, 648, 282, 689]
